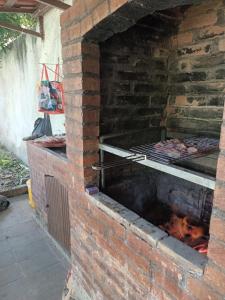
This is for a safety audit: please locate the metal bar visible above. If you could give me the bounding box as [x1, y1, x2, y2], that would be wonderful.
[99, 143, 216, 190]
[98, 130, 156, 190]
[100, 148, 105, 188]
[154, 12, 181, 21]
[46, 65, 64, 79]
[99, 136, 105, 189]
[161, 128, 166, 141]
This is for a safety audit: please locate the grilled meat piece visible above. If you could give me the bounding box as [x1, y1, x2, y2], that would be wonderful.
[154, 139, 198, 159]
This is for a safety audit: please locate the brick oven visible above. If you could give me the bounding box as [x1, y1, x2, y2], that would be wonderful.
[61, 0, 225, 299]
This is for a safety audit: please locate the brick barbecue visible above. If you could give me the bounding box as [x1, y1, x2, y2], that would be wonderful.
[29, 0, 225, 299]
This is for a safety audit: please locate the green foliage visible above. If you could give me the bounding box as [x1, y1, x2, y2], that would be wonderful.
[0, 158, 14, 169]
[0, 13, 37, 51]
[0, 151, 14, 169]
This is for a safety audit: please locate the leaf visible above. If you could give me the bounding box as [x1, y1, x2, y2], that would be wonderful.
[0, 13, 37, 51]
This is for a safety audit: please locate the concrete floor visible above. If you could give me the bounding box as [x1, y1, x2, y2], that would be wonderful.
[0, 194, 70, 300]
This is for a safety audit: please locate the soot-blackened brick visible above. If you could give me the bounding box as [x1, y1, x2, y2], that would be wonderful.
[207, 96, 225, 106]
[100, 20, 169, 136]
[216, 69, 225, 79]
[116, 96, 150, 106]
[174, 72, 207, 82]
[118, 71, 148, 81]
[134, 83, 164, 94]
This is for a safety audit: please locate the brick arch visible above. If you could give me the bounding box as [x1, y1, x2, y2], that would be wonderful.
[62, 0, 202, 43]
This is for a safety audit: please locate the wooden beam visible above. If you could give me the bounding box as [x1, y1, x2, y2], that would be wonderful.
[0, 21, 43, 38]
[32, 3, 51, 17]
[4, 0, 17, 8]
[0, 7, 36, 13]
[39, 16, 44, 39]
[35, 0, 71, 10]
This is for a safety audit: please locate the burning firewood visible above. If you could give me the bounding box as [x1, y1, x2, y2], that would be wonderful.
[160, 213, 208, 254]
[160, 215, 190, 240]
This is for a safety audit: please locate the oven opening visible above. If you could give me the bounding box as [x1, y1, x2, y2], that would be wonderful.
[92, 5, 222, 258]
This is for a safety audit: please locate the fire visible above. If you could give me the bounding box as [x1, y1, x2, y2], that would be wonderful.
[160, 214, 208, 254]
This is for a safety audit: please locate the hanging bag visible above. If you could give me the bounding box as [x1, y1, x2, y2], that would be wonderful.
[50, 64, 65, 114]
[38, 64, 65, 114]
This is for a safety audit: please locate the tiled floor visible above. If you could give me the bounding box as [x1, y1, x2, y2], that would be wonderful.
[0, 194, 70, 300]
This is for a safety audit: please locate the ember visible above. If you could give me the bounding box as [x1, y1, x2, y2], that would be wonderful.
[142, 200, 209, 255]
[160, 214, 209, 254]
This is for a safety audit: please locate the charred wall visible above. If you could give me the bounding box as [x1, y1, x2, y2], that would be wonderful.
[167, 1, 225, 136]
[100, 3, 225, 138]
[100, 14, 176, 137]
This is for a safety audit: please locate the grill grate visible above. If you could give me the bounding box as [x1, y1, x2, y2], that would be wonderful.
[130, 137, 219, 165]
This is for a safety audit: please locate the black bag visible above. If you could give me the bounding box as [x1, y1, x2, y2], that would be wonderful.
[23, 114, 52, 141]
[32, 114, 52, 137]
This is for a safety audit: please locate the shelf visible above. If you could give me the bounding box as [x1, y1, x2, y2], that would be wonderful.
[99, 143, 216, 190]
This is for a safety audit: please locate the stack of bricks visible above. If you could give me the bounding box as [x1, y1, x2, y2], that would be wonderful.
[61, 0, 225, 299]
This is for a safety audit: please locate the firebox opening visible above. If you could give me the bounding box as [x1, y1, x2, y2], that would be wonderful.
[97, 4, 223, 256]
[103, 165, 212, 254]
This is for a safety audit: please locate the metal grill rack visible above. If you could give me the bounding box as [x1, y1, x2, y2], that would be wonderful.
[93, 137, 219, 170]
[92, 136, 218, 190]
[98, 144, 216, 190]
[130, 137, 219, 165]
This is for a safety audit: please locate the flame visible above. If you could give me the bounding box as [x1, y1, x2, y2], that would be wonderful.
[160, 214, 208, 254]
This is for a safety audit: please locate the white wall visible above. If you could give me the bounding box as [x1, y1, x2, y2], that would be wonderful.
[0, 2, 72, 163]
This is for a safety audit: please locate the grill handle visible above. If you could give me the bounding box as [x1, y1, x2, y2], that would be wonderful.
[92, 154, 146, 171]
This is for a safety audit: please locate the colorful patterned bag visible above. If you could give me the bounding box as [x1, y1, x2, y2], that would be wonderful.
[38, 64, 64, 114]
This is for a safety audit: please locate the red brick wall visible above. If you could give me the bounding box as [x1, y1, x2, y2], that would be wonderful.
[27, 142, 69, 224]
[61, 0, 225, 299]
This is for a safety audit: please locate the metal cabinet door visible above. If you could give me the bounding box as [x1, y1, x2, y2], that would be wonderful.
[45, 175, 71, 254]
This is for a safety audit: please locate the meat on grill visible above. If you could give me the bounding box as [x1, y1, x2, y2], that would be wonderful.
[154, 139, 198, 158]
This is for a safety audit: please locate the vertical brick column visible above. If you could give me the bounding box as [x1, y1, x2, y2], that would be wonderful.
[61, 4, 111, 297]
[63, 41, 100, 189]
[205, 105, 225, 296]
[61, 0, 130, 190]
[167, 2, 225, 297]
[61, 3, 101, 189]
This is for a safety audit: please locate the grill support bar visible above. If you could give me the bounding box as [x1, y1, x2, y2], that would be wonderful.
[99, 143, 216, 190]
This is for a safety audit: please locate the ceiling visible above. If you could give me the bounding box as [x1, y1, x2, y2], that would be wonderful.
[0, 0, 71, 38]
[0, 0, 71, 16]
